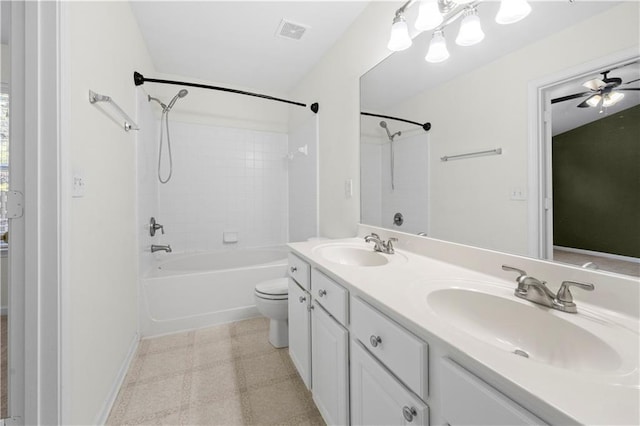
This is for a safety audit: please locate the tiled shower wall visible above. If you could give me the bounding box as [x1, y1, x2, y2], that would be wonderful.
[138, 112, 289, 264]
[360, 132, 429, 235]
[158, 122, 289, 252]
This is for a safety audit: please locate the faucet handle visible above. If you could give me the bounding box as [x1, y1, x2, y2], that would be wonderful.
[502, 265, 527, 277]
[557, 280, 595, 303]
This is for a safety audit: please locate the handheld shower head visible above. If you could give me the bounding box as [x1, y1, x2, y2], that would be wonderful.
[379, 121, 387, 129]
[148, 95, 167, 110]
[166, 89, 189, 111]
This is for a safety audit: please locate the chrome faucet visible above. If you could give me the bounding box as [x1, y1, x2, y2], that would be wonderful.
[151, 244, 172, 253]
[502, 265, 594, 314]
[364, 233, 397, 254]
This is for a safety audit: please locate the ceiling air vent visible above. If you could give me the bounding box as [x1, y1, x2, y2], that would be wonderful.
[276, 19, 309, 41]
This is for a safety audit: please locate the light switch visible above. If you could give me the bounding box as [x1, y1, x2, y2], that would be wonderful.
[345, 179, 353, 199]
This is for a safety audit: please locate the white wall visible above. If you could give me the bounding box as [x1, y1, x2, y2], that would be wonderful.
[65, 2, 154, 423]
[289, 2, 400, 238]
[388, 2, 640, 255]
[288, 115, 318, 242]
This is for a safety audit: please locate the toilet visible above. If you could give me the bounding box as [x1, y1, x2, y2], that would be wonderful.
[254, 277, 289, 348]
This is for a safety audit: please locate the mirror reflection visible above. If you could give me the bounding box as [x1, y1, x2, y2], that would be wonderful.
[360, 1, 639, 277]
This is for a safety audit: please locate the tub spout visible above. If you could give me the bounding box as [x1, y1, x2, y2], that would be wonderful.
[151, 244, 172, 253]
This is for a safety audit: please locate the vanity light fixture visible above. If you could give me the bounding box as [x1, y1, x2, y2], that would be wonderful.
[425, 30, 450, 63]
[495, 0, 532, 25]
[387, 0, 531, 62]
[455, 7, 485, 46]
[387, 12, 413, 51]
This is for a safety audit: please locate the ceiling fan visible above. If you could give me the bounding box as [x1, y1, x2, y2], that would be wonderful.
[551, 70, 640, 109]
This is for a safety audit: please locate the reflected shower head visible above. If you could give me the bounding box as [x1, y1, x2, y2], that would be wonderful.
[380, 120, 401, 141]
[166, 89, 189, 111]
[379, 121, 387, 128]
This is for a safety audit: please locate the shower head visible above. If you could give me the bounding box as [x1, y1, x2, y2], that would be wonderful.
[380, 120, 401, 141]
[379, 121, 387, 129]
[166, 89, 189, 111]
[148, 95, 167, 110]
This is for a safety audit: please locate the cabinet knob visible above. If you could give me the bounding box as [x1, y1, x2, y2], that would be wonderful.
[299, 296, 306, 303]
[290, 266, 297, 273]
[307, 304, 315, 312]
[369, 335, 382, 348]
[402, 406, 417, 422]
[318, 289, 327, 297]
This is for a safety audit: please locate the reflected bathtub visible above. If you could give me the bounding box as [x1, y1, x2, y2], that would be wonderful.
[141, 247, 288, 337]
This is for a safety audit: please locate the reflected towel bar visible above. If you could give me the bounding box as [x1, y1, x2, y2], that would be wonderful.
[440, 148, 502, 162]
[88, 90, 139, 132]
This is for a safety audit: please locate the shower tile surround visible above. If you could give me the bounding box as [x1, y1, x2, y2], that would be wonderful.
[157, 122, 289, 253]
[107, 317, 324, 425]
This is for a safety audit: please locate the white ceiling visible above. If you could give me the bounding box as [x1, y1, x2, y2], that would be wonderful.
[130, 1, 370, 95]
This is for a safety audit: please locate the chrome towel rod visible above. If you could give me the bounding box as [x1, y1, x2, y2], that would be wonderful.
[88, 90, 139, 132]
[440, 148, 502, 162]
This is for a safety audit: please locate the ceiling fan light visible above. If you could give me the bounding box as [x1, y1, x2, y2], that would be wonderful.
[603, 91, 624, 107]
[496, 0, 532, 25]
[387, 14, 412, 51]
[586, 95, 602, 108]
[456, 8, 485, 46]
[425, 30, 450, 63]
[415, 0, 443, 32]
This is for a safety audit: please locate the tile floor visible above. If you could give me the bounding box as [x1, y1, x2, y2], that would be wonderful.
[107, 317, 324, 425]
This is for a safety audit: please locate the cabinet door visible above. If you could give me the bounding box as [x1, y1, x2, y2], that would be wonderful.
[311, 304, 349, 426]
[351, 340, 429, 426]
[288, 279, 311, 389]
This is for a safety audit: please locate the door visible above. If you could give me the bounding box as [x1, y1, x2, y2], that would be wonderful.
[288, 278, 311, 389]
[311, 304, 349, 426]
[351, 340, 428, 426]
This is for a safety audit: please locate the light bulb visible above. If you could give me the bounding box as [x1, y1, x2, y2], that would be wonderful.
[415, 0, 443, 32]
[496, 0, 532, 25]
[603, 91, 624, 107]
[387, 14, 412, 51]
[456, 8, 485, 46]
[586, 95, 602, 108]
[425, 31, 450, 63]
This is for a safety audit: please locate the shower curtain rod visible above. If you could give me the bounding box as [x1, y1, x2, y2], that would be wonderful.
[134, 72, 319, 113]
[361, 111, 431, 131]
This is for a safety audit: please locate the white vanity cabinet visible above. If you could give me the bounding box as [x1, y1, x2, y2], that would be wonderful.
[288, 277, 311, 389]
[311, 303, 349, 425]
[351, 340, 429, 426]
[287, 254, 350, 425]
[440, 358, 545, 426]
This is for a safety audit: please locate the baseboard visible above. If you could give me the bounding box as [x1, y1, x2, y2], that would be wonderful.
[94, 332, 140, 425]
[554, 245, 640, 264]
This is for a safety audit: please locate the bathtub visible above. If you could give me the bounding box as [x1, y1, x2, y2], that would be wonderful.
[140, 247, 288, 337]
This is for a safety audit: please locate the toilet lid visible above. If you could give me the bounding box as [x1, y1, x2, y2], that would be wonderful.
[255, 278, 288, 297]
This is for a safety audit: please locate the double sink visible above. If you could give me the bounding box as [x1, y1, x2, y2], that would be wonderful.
[312, 241, 639, 378]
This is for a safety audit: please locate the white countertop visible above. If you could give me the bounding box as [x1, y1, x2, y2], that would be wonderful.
[289, 237, 640, 426]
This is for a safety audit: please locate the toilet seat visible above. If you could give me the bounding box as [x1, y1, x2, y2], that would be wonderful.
[255, 277, 288, 300]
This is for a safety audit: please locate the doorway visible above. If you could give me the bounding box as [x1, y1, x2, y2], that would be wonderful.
[534, 53, 640, 277]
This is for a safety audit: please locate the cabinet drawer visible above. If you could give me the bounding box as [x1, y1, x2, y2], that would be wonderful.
[311, 269, 348, 326]
[351, 297, 428, 400]
[288, 253, 310, 290]
[351, 340, 429, 426]
[441, 358, 546, 425]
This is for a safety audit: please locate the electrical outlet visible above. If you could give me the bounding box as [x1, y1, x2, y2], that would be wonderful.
[509, 187, 526, 201]
[72, 173, 86, 198]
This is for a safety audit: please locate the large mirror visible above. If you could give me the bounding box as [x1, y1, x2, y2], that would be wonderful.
[360, 1, 639, 277]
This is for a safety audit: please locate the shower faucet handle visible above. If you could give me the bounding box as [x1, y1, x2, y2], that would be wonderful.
[149, 217, 165, 237]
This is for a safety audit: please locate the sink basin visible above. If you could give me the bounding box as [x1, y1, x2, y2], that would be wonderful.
[312, 243, 408, 267]
[427, 288, 624, 373]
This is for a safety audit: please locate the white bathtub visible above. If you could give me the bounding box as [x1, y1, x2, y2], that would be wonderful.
[140, 247, 288, 337]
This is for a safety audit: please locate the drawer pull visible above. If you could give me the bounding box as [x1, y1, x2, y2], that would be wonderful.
[299, 296, 306, 303]
[369, 335, 382, 348]
[290, 266, 297, 273]
[318, 289, 327, 297]
[402, 406, 417, 422]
